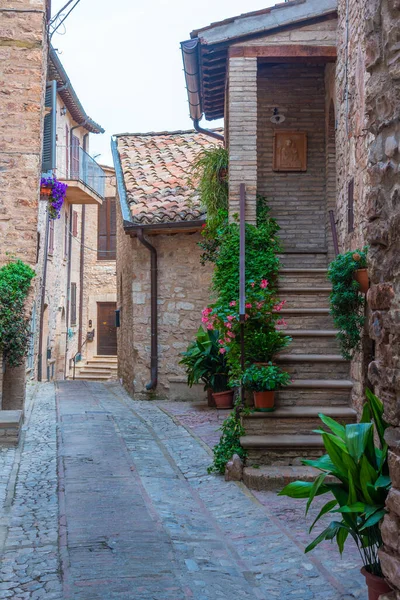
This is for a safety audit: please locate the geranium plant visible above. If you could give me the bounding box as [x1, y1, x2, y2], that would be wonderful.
[41, 176, 67, 219]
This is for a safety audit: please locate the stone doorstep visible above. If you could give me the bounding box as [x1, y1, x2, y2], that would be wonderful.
[243, 465, 338, 491]
[242, 405, 357, 420]
[0, 410, 23, 446]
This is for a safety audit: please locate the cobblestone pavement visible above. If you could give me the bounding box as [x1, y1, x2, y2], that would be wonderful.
[0, 383, 367, 599]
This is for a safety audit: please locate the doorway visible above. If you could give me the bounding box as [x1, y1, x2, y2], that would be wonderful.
[97, 302, 117, 356]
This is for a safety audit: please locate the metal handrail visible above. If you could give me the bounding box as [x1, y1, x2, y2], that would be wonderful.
[72, 329, 94, 380]
[56, 145, 105, 199]
[329, 210, 339, 256]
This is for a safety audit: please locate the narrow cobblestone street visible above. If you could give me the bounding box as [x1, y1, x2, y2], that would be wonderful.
[0, 382, 367, 599]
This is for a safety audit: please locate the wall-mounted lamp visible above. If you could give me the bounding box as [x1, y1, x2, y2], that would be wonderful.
[270, 107, 286, 124]
[60, 106, 67, 116]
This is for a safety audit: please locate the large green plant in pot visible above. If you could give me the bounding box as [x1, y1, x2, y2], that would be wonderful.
[180, 326, 230, 393]
[279, 389, 391, 591]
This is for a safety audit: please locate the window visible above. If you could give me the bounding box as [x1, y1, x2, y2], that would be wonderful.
[42, 81, 56, 172]
[348, 178, 354, 233]
[72, 210, 78, 237]
[48, 218, 54, 255]
[70, 283, 77, 326]
[98, 198, 116, 260]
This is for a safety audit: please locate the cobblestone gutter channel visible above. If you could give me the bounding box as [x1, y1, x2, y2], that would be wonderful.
[0, 382, 366, 599]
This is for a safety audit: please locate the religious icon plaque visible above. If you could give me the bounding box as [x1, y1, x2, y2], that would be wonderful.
[273, 131, 307, 172]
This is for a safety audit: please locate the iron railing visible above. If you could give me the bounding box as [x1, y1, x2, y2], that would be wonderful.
[56, 145, 105, 199]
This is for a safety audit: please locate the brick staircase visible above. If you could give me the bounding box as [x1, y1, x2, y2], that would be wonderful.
[72, 356, 118, 381]
[240, 254, 356, 487]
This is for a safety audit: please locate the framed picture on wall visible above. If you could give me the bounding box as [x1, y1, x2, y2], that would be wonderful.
[273, 131, 307, 172]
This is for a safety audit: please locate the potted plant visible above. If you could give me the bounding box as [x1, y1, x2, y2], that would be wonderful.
[241, 363, 291, 411]
[279, 389, 392, 600]
[327, 247, 368, 360]
[40, 176, 68, 220]
[180, 326, 233, 409]
[352, 250, 369, 294]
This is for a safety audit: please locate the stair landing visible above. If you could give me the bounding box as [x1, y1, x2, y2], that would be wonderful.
[72, 355, 118, 381]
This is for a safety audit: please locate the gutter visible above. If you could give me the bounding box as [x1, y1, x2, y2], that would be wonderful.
[180, 39, 224, 142]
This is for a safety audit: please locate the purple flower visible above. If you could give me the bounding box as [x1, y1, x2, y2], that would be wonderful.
[41, 176, 68, 220]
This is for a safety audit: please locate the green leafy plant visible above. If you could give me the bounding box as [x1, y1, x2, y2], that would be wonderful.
[0, 259, 36, 367]
[279, 389, 390, 577]
[327, 247, 368, 360]
[190, 146, 228, 231]
[180, 326, 230, 393]
[242, 363, 291, 392]
[207, 406, 247, 474]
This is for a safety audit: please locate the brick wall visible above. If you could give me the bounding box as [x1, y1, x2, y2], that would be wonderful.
[116, 201, 213, 399]
[0, 1, 48, 409]
[257, 64, 327, 252]
[362, 0, 400, 595]
[228, 56, 257, 224]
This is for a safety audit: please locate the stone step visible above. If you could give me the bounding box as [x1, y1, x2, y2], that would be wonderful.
[279, 269, 329, 287]
[73, 374, 111, 381]
[279, 290, 331, 309]
[276, 378, 352, 407]
[278, 253, 328, 269]
[242, 405, 356, 436]
[278, 308, 333, 329]
[277, 353, 346, 362]
[241, 434, 325, 466]
[85, 362, 118, 369]
[78, 368, 116, 376]
[276, 358, 350, 380]
[243, 465, 327, 491]
[279, 287, 331, 294]
[91, 356, 118, 362]
[0, 410, 23, 446]
[282, 330, 340, 354]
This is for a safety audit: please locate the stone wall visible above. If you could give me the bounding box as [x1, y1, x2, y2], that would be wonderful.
[363, 0, 400, 595]
[257, 64, 327, 252]
[0, 1, 48, 408]
[116, 202, 213, 399]
[81, 166, 117, 363]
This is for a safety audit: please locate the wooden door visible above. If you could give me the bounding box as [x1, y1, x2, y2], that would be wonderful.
[97, 303, 117, 356]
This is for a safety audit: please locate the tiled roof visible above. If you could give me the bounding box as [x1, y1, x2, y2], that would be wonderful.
[115, 130, 222, 225]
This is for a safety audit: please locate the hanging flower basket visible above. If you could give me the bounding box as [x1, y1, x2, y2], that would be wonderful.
[40, 176, 68, 220]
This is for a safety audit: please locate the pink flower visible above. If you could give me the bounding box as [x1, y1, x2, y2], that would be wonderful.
[218, 339, 224, 346]
[260, 279, 269, 289]
[245, 303, 252, 309]
[227, 331, 235, 338]
[245, 314, 250, 320]
[250, 282, 255, 288]
[256, 302, 264, 309]
[227, 315, 235, 322]
[229, 301, 236, 307]
[206, 323, 214, 330]
[219, 348, 226, 354]
[201, 316, 209, 324]
[276, 318, 287, 328]
[224, 322, 232, 330]
[273, 300, 286, 313]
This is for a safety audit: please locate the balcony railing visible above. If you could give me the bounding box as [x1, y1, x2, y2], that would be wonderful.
[56, 145, 105, 199]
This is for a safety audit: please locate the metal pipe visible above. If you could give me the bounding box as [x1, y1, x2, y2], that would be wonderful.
[37, 211, 50, 381]
[329, 209, 339, 256]
[239, 184, 246, 411]
[78, 205, 85, 351]
[137, 229, 158, 391]
[193, 118, 224, 142]
[64, 204, 73, 378]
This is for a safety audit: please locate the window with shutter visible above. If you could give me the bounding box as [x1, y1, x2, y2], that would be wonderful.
[42, 81, 57, 173]
[71, 135, 80, 180]
[48, 218, 54, 255]
[65, 125, 69, 178]
[70, 283, 77, 326]
[72, 211, 78, 237]
[97, 198, 116, 260]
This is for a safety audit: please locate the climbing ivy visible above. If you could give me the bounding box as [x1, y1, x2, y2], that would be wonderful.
[327, 248, 368, 360]
[0, 259, 35, 367]
[207, 405, 248, 475]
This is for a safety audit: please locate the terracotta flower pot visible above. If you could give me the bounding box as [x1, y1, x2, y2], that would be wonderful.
[253, 390, 275, 412]
[40, 186, 51, 200]
[361, 567, 392, 600]
[354, 268, 369, 294]
[212, 390, 234, 409]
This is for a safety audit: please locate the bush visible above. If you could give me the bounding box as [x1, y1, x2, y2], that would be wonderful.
[207, 408, 247, 474]
[0, 260, 35, 367]
[327, 248, 368, 360]
[242, 363, 291, 392]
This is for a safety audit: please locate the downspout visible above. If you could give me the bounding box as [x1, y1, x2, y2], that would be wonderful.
[64, 204, 73, 377]
[37, 212, 50, 381]
[78, 133, 88, 351]
[193, 119, 224, 142]
[136, 229, 158, 390]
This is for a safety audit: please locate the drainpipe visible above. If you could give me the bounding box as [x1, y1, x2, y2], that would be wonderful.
[193, 118, 224, 142]
[77, 134, 88, 351]
[64, 204, 73, 377]
[137, 229, 158, 390]
[37, 212, 50, 381]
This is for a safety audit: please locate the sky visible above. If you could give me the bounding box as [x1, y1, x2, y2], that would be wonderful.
[50, 0, 275, 166]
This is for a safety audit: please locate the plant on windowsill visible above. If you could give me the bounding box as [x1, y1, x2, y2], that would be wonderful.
[179, 326, 233, 409]
[279, 389, 392, 600]
[0, 259, 35, 367]
[327, 247, 368, 360]
[241, 363, 291, 411]
[40, 176, 68, 220]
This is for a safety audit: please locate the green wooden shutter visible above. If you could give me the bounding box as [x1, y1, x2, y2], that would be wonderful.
[42, 80, 57, 173]
[70, 283, 77, 326]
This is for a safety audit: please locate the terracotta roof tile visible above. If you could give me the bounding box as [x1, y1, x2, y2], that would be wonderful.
[115, 130, 222, 225]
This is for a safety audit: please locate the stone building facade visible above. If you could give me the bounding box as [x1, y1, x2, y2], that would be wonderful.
[32, 48, 106, 383]
[0, 0, 50, 411]
[113, 131, 216, 400]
